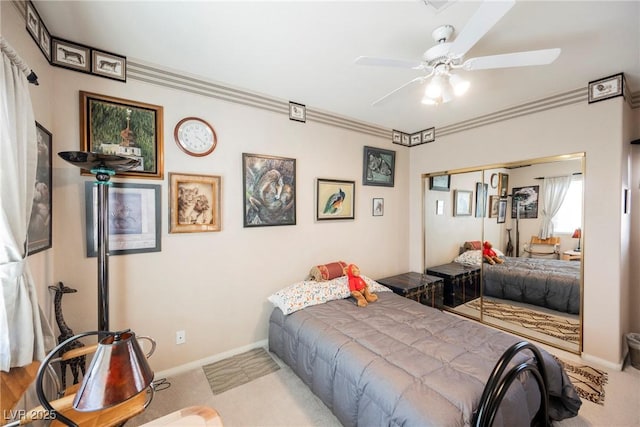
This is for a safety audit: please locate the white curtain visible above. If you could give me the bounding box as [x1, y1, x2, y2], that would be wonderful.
[0, 39, 47, 371]
[538, 175, 572, 240]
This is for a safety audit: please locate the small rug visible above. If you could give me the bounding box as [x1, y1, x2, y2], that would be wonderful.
[465, 299, 580, 345]
[202, 347, 280, 395]
[553, 356, 608, 405]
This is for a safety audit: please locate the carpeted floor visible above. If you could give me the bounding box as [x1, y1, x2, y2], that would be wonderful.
[554, 356, 608, 405]
[465, 298, 580, 345]
[202, 347, 280, 395]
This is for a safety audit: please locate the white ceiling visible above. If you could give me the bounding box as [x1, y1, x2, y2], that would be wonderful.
[34, 1, 640, 133]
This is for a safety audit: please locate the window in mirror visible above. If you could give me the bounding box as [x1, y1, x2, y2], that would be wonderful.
[552, 178, 583, 234]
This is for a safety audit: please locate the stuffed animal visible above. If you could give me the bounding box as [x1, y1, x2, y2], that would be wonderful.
[483, 241, 504, 265]
[345, 264, 378, 307]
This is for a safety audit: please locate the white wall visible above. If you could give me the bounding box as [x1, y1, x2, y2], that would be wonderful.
[3, 3, 410, 372]
[409, 99, 632, 366]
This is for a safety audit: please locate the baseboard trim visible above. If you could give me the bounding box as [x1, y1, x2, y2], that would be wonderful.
[154, 339, 269, 380]
[580, 352, 624, 371]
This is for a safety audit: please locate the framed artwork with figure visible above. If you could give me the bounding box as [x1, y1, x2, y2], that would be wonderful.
[27, 122, 52, 255]
[170, 173, 221, 233]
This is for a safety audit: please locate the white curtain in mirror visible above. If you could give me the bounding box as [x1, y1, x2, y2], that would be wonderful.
[538, 175, 572, 239]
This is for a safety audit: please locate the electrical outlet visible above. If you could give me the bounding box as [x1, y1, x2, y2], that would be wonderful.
[176, 330, 186, 345]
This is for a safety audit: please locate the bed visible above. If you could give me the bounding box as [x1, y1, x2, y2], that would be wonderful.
[453, 249, 581, 314]
[268, 276, 581, 427]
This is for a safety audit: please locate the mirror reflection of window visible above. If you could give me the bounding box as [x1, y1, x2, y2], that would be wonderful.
[552, 178, 583, 233]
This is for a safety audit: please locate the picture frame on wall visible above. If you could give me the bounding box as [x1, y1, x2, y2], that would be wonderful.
[25, 1, 40, 45]
[454, 190, 473, 217]
[51, 38, 91, 73]
[92, 49, 127, 82]
[27, 122, 52, 255]
[169, 173, 221, 233]
[372, 198, 384, 217]
[511, 185, 539, 219]
[421, 127, 435, 143]
[80, 91, 164, 179]
[316, 178, 355, 221]
[410, 133, 421, 145]
[498, 172, 509, 197]
[489, 195, 500, 218]
[391, 130, 402, 145]
[363, 146, 395, 187]
[588, 73, 625, 104]
[401, 134, 410, 146]
[289, 101, 306, 122]
[436, 200, 445, 216]
[475, 182, 488, 217]
[429, 174, 450, 191]
[38, 21, 51, 62]
[497, 199, 507, 223]
[243, 153, 296, 227]
[85, 181, 161, 257]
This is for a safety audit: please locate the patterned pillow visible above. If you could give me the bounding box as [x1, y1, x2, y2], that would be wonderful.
[268, 275, 391, 315]
[454, 250, 483, 266]
[308, 261, 348, 281]
[464, 241, 482, 251]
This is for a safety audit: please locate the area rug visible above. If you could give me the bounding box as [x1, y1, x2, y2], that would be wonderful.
[553, 356, 608, 405]
[202, 347, 280, 395]
[465, 299, 580, 345]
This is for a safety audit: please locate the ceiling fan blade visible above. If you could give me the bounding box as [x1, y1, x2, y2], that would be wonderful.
[372, 76, 425, 106]
[462, 48, 561, 70]
[448, 0, 516, 59]
[355, 56, 424, 70]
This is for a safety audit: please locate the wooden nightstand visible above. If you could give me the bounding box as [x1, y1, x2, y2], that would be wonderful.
[562, 250, 581, 261]
[377, 272, 444, 309]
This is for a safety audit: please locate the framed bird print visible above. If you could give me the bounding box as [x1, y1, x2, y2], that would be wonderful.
[316, 178, 355, 221]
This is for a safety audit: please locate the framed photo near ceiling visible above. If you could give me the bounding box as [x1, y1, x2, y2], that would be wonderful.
[429, 174, 450, 191]
[91, 49, 127, 82]
[38, 20, 51, 62]
[25, 1, 40, 45]
[80, 91, 164, 179]
[243, 153, 296, 227]
[391, 130, 402, 145]
[52, 38, 91, 73]
[289, 101, 306, 122]
[421, 127, 435, 143]
[497, 199, 507, 224]
[27, 122, 52, 255]
[588, 73, 624, 104]
[85, 181, 161, 257]
[498, 172, 509, 197]
[170, 173, 221, 233]
[363, 146, 395, 187]
[454, 190, 472, 217]
[511, 185, 539, 219]
[475, 182, 488, 217]
[316, 178, 355, 221]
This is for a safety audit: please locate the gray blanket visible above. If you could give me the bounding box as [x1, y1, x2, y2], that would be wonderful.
[269, 292, 581, 427]
[483, 257, 580, 314]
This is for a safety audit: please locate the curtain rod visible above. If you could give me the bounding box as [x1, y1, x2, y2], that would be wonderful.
[534, 172, 582, 180]
[0, 37, 39, 85]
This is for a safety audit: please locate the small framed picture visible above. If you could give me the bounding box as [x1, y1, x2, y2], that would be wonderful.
[498, 173, 509, 198]
[511, 185, 539, 219]
[92, 49, 127, 82]
[391, 130, 402, 145]
[289, 101, 306, 122]
[588, 73, 624, 104]
[422, 127, 435, 143]
[25, 1, 40, 45]
[85, 182, 161, 256]
[401, 133, 410, 146]
[316, 178, 355, 221]
[489, 195, 500, 218]
[170, 173, 221, 233]
[52, 38, 91, 73]
[363, 146, 395, 187]
[38, 21, 51, 62]
[28, 122, 52, 255]
[410, 133, 422, 145]
[372, 198, 384, 216]
[497, 199, 507, 224]
[454, 190, 473, 217]
[435, 200, 444, 216]
[475, 182, 488, 217]
[429, 174, 450, 191]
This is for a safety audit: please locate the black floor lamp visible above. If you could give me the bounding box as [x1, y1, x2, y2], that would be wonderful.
[58, 152, 140, 332]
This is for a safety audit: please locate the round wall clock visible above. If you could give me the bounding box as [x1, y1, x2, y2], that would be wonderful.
[490, 173, 499, 188]
[174, 117, 217, 157]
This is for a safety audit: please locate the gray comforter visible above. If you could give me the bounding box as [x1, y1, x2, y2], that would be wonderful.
[483, 257, 580, 314]
[269, 292, 581, 427]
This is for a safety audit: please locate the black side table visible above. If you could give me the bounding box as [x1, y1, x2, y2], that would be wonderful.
[376, 272, 444, 310]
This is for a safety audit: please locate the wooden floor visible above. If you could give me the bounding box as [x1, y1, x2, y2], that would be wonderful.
[1, 361, 39, 415]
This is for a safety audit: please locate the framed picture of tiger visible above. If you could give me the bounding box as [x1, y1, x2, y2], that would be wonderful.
[169, 173, 221, 233]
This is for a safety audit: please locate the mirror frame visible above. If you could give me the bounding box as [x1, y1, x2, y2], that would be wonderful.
[421, 153, 584, 354]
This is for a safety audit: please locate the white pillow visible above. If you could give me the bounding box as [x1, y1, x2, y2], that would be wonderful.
[453, 250, 482, 266]
[268, 275, 390, 315]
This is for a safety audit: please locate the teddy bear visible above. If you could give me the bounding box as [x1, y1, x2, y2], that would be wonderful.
[483, 241, 504, 265]
[345, 264, 378, 307]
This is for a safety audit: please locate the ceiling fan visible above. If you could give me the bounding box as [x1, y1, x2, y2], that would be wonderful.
[355, 0, 560, 106]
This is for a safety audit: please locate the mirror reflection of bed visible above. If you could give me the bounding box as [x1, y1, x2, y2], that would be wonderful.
[423, 154, 583, 354]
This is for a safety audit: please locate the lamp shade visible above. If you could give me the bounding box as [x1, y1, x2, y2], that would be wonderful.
[73, 330, 154, 411]
[572, 228, 581, 239]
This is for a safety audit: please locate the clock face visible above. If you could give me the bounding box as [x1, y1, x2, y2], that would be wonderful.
[174, 117, 217, 156]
